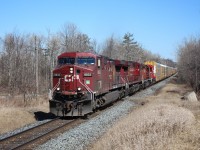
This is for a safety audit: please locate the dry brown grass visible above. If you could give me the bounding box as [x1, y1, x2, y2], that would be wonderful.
[0, 94, 49, 107]
[0, 94, 49, 134]
[91, 104, 196, 150]
[90, 81, 200, 150]
[0, 107, 36, 134]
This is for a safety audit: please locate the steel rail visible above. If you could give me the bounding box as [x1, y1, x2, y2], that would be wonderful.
[0, 117, 61, 150]
[11, 119, 76, 150]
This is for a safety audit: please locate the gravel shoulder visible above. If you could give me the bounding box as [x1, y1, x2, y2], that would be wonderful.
[0, 77, 174, 149]
[36, 78, 172, 150]
[90, 76, 200, 150]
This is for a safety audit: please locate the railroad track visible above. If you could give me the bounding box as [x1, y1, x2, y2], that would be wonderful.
[0, 102, 122, 150]
[0, 77, 173, 150]
[0, 117, 82, 150]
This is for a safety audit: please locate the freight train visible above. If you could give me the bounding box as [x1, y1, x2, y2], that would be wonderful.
[49, 52, 176, 117]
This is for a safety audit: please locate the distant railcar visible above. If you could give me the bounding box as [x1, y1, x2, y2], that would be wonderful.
[145, 61, 176, 82]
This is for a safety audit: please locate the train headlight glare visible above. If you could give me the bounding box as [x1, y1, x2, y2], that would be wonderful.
[69, 68, 73, 73]
[57, 87, 60, 91]
[77, 87, 81, 91]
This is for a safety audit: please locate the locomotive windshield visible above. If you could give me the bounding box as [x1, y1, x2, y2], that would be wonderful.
[77, 57, 95, 64]
[58, 58, 75, 65]
[58, 57, 95, 65]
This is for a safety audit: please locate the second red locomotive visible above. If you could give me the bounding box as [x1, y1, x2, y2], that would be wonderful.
[49, 51, 172, 117]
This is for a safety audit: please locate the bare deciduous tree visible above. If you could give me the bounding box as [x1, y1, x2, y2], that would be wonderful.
[59, 23, 91, 52]
[102, 35, 115, 58]
[177, 37, 200, 92]
[47, 34, 60, 89]
[0, 24, 177, 102]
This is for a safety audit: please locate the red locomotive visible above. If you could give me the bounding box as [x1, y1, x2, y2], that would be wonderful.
[49, 51, 172, 117]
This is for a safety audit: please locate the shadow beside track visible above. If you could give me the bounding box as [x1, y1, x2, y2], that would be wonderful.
[34, 111, 82, 121]
[34, 111, 56, 121]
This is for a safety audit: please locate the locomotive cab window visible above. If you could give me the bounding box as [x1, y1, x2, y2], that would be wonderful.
[77, 57, 95, 65]
[58, 58, 75, 65]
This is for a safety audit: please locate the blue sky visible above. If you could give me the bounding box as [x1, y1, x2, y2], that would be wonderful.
[0, 0, 200, 61]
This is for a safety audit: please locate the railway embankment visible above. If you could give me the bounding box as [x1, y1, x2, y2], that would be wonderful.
[1, 76, 200, 149]
[90, 76, 200, 150]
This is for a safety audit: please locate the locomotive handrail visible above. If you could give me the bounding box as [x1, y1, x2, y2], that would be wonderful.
[120, 76, 126, 85]
[50, 78, 62, 99]
[126, 75, 130, 84]
[78, 78, 93, 93]
[78, 78, 95, 101]
[52, 79, 61, 92]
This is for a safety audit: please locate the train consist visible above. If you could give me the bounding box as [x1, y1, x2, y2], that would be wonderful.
[145, 61, 176, 81]
[49, 52, 176, 117]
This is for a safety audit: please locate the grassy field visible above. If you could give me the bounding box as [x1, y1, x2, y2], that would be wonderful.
[0, 95, 49, 134]
[90, 79, 200, 150]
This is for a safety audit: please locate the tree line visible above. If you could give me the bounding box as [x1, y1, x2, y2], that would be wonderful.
[0, 23, 176, 97]
[177, 36, 200, 93]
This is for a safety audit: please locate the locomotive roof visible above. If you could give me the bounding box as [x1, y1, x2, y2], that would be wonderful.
[57, 52, 155, 68]
[58, 51, 98, 58]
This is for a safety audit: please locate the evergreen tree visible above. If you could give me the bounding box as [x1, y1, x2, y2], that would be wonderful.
[123, 32, 138, 61]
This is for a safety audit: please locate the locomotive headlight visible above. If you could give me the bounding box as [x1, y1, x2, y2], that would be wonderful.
[77, 87, 81, 91]
[70, 67, 73, 73]
[56, 87, 60, 91]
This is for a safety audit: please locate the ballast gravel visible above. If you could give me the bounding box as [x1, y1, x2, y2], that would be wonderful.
[0, 77, 171, 150]
[0, 120, 50, 140]
[132, 78, 171, 99]
[36, 100, 134, 150]
[36, 78, 171, 150]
